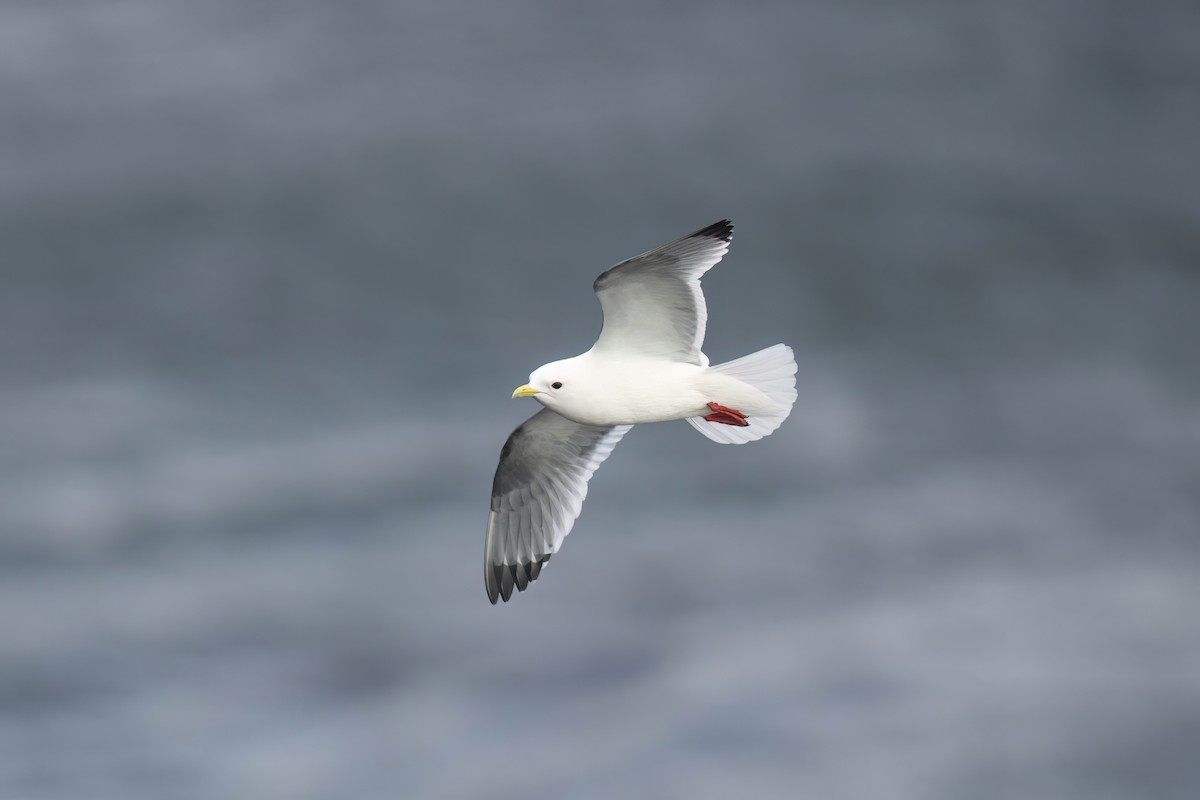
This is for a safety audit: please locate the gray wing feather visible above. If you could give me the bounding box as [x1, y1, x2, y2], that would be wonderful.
[590, 220, 733, 364]
[485, 408, 632, 604]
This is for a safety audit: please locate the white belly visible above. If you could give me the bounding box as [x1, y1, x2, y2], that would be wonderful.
[550, 356, 771, 427]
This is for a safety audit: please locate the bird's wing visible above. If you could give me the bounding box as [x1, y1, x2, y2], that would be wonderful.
[590, 219, 733, 365]
[485, 408, 632, 604]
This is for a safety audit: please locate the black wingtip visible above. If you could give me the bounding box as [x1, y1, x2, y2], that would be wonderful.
[486, 555, 552, 605]
[690, 219, 733, 243]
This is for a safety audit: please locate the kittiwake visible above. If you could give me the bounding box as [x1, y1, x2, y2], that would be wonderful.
[485, 220, 797, 604]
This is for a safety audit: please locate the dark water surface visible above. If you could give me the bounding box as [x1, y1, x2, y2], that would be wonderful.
[3, 2, 1199, 798]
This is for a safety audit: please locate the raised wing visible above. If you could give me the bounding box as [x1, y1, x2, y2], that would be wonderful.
[590, 219, 733, 365]
[485, 408, 632, 604]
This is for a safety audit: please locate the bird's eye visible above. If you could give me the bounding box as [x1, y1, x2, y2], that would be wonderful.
[551, 382, 563, 390]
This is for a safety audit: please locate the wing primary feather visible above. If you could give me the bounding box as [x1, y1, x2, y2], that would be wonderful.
[500, 563, 515, 602]
[489, 562, 504, 605]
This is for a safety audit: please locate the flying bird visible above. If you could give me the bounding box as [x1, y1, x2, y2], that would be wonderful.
[485, 220, 797, 603]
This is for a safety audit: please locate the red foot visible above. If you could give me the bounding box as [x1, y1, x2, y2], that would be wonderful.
[704, 402, 749, 427]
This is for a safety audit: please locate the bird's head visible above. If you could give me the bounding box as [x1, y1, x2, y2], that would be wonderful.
[512, 357, 586, 410]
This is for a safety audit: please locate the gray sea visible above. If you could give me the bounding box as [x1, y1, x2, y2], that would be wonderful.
[3, 1, 1198, 798]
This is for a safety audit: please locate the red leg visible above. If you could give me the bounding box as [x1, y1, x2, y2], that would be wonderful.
[704, 401, 749, 427]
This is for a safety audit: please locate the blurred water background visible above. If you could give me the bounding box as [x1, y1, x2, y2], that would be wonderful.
[2, 1, 1199, 798]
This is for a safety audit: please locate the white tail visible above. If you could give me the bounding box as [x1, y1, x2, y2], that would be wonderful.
[686, 344, 797, 444]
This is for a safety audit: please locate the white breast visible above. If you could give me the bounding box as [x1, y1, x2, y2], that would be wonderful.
[556, 354, 710, 426]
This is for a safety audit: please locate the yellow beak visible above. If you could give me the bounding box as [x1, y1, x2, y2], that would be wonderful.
[512, 384, 540, 398]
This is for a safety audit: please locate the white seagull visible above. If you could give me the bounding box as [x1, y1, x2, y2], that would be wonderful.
[485, 220, 797, 603]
